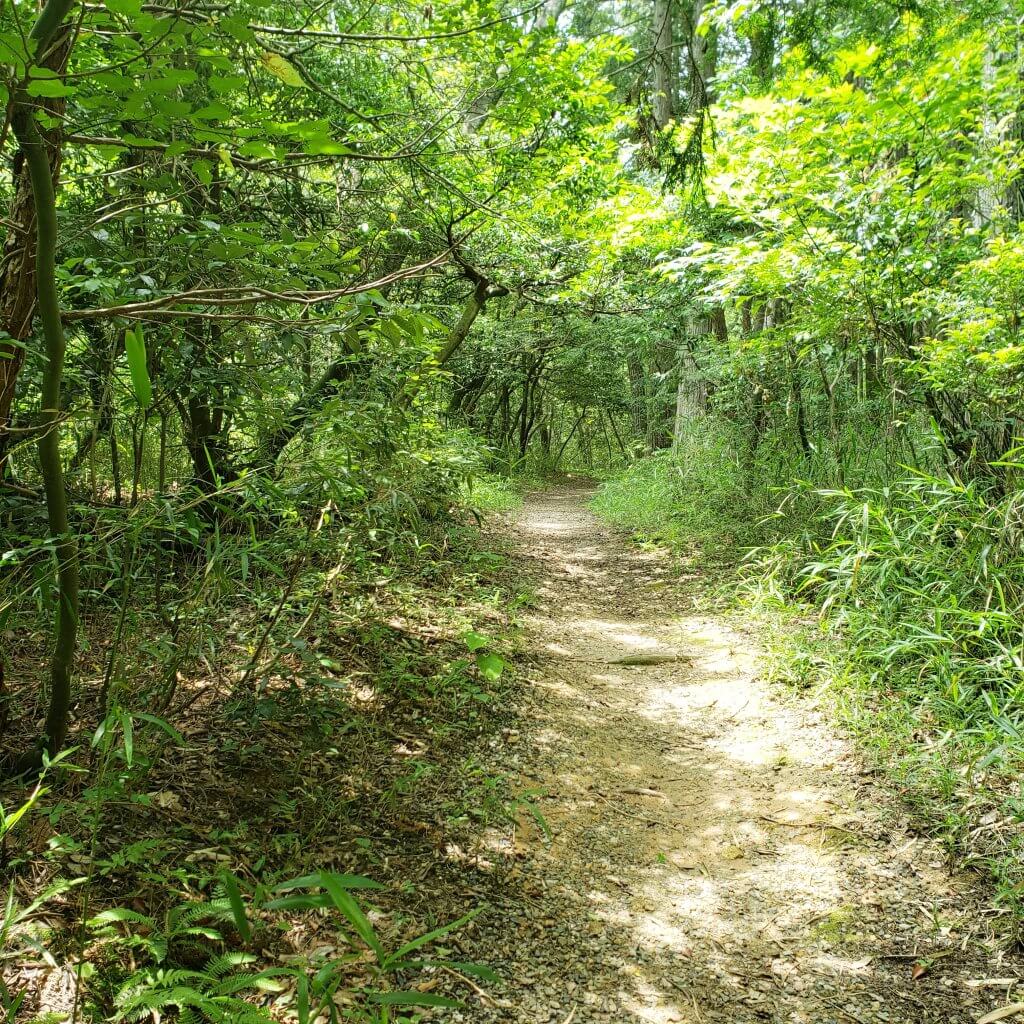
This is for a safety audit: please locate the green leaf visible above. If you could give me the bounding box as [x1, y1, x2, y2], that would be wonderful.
[220, 870, 252, 942]
[25, 77, 74, 98]
[89, 906, 153, 928]
[263, 893, 334, 912]
[273, 871, 380, 892]
[516, 797, 552, 842]
[193, 101, 232, 121]
[192, 159, 213, 185]
[320, 875, 384, 963]
[386, 907, 484, 965]
[134, 712, 184, 745]
[475, 652, 505, 681]
[295, 974, 310, 1024]
[0, 783, 47, 840]
[103, 0, 142, 15]
[303, 138, 352, 156]
[464, 630, 490, 652]
[442, 960, 499, 982]
[124, 327, 152, 408]
[391, 959, 499, 983]
[119, 710, 133, 767]
[260, 52, 305, 88]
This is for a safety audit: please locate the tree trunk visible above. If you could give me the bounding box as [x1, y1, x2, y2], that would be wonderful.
[626, 353, 647, 442]
[686, 0, 715, 110]
[5, 0, 80, 778]
[554, 408, 586, 470]
[673, 330, 708, 444]
[651, 0, 675, 130]
[0, 22, 74, 479]
[398, 275, 508, 409]
[747, 3, 777, 88]
[435, 278, 508, 368]
[673, 309, 725, 444]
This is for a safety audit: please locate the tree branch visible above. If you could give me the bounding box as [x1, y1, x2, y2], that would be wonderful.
[62, 251, 452, 322]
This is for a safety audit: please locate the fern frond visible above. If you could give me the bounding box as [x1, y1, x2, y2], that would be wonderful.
[181, 925, 224, 942]
[115, 967, 209, 1005]
[89, 907, 156, 930]
[115, 983, 209, 1016]
[167, 899, 219, 931]
[205, 1000, 274, 1024]
[148, 935, 169, 963]
[211, 971, 276, 997]
[205, 951, 258, 979]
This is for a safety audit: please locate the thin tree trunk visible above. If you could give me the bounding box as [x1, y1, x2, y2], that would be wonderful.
[673, 323, 709, 445]
[554, 408, 586, 471]
[626, 353, 647, 441]
[5, 0, 80, 777]
[255, 344, 361, 467]
[607, 411, 630, 459]
[651, 0, 675, 130]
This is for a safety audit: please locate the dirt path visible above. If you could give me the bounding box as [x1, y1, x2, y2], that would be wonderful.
[456, 484, 1022, 1024]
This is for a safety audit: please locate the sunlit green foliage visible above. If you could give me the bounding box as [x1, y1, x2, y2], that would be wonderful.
[4, 0, 1024, 1008]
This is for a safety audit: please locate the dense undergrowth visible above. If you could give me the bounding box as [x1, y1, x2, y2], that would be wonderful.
[754, 472, 1024, 933]
[2, 437, 538, 1021]
[590, 425, 775, 559]
[593, 426, 1024, 940]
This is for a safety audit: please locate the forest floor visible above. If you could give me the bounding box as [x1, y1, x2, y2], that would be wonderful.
[454, 481, 1024, 1024]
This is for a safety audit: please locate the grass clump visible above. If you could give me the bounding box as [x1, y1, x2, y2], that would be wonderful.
[591, 423, 773, 559]
[464, 472, 526, 513]
[748, 470, 1024, 937]
[463, 466, 552, 515]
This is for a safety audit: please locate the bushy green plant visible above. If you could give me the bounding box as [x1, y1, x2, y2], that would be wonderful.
[111, 952, 277, 1024]
[592, 421, 774, 557]
[755, 470, 1024, 738]
[463, 472, 525, 514]
[89, 870, 491, 1024]
[745, 468, 1024, 926]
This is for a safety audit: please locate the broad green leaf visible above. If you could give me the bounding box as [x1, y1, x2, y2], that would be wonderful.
[464, 630, 490, 652]
[475, 652, 505, 681]
[303, 138, 352, 156]
[192, 159, 213, 185]
[26, 78, 74, 98]
[260, 52, 305, 88]
[103, 0, 142, 15]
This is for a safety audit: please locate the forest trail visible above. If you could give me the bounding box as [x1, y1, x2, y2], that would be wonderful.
[459, 483, 1021, 1024]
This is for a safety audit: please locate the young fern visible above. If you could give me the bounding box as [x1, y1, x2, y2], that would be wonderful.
[113, 963, 275, 1024]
